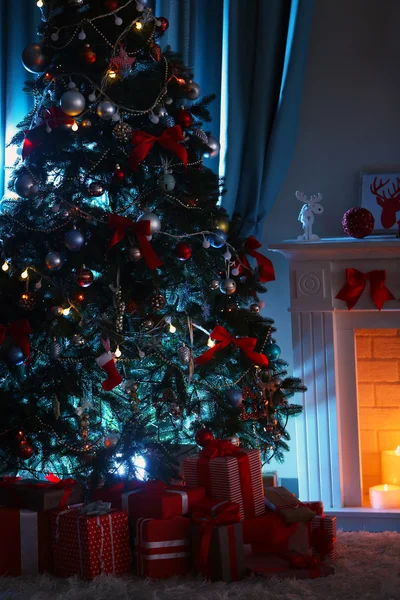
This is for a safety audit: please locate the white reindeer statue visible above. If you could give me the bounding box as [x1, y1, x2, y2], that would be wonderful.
[296, 190, 324, 241]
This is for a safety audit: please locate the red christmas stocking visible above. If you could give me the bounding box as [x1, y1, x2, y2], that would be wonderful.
[96, 351, 123, 391]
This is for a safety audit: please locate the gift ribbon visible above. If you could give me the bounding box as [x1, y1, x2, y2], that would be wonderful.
[107, 214, 163, 270]
[194, 325, 269, 367]
[311, 517, 336, 558]
[240, 236, 275, 283]
[0, 476, 77, 509]
[0, 319, 31, 361]
[136, 518, 190, 575]
[75, 509, 115, 577]
[129, 125, 188, 171]
[335, 268, 395, 311]
[81, 500, 112, 516]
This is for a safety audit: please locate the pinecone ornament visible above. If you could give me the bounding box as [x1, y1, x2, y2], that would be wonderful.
[193, 129, 208, 144]
[113, 122, 132, 143]
[151, 293, 166, 311]
[178, 343, 191, 365]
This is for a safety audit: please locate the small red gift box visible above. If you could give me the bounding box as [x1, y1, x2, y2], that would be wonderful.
[0, 507, 53, 576]
[0, 477, 82, 512]
[192, 497, 241, 522]
[183, 440, 265, 520]
[91, 480, 143, 509]
[242, 510, 296, 545]
[311, 515, 337, 561]
[136, 516, 191, 578]
[122, 481, 205, 519]
[251, 521, 312, 556]
[303, 500, 324, 516]
[52, 503, 131, 580]
[246, 552, 335, 579]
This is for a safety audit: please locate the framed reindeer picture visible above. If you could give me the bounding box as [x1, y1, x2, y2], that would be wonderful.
[360, 172, 400, 235]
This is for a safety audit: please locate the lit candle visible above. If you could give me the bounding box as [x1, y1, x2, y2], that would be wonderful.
[369, 484, 400, 509]
[381, 446, 400, 485]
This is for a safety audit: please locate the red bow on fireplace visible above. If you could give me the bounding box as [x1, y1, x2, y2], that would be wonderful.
[335, 268, 395, 311]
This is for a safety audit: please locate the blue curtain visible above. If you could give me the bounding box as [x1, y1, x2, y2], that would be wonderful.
[0, 3, 40, 196]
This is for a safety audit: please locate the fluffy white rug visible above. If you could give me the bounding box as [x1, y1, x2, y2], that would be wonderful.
[0, 531, 399, 600]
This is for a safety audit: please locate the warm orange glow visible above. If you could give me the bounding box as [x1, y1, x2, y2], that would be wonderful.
[384, 484, 389, 492]
[175, 77, 185, 85]
[107, 69, 117, 79]
[395, 446, 400, 456]
[21, 294, 29, 300]
[76, 293, 85, 302]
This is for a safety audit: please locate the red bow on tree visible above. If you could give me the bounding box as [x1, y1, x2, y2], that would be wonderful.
[22, 108, 75, 159]
[335, 268, 395, 311]
[129, 125, 188, 171]
[240, 236, 275, 283]
[194, 325, 269, 367]
[0, 320, 31, 361]
[108, 214, 163, 270]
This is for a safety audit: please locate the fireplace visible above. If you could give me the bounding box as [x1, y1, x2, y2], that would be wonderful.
[269, 237, 400, 525]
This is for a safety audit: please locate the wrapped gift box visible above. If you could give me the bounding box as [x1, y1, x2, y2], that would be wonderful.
[183, 442, 264, 520]
[52, 503, 131, 579]
[0, 477, 82, 512]
[262, 471, 278, 490]
[192, 497, 241, 522]
[251, 521, 312, 556]
[242, 510, 296, 545]
[136, 516, 191, 578]
[91, 480, 143, 509]
[193, 521, 245, 582]
[264, 487, 316, 523]
[246, 552, 334, 579]
[122, 483, 205, 519]
[302, 500, 324, 516]
[311, 515, 337, 561]
[0, 507, 53, 576]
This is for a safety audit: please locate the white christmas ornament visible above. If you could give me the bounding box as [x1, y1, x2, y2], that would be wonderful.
[296, 190, 324, 242]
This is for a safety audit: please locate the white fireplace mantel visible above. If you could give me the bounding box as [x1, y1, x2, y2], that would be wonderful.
[269, 236, 400, 510]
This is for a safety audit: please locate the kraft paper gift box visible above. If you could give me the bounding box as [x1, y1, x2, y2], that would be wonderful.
[0, 507, 54, 576]
[183, 441, 264, 520]
[135, 516, 191, 578]
[0, 477, 82, 512]
[311, 515, 337, 561]
[263, 486, 316, 523]
[121, 482, 205, 519]
[52, 502, 131, 580]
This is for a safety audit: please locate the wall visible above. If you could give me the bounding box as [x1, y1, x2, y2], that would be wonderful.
[261, 0, 400, 484]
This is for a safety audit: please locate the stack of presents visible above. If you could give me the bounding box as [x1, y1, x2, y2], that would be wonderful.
[0, 440, 337, 581]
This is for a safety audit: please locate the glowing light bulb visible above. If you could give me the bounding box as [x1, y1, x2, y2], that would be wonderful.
[2, 260, 9, 272]
[169, 324, 176, 333]
[37, 0, 44, 7]
[21, 269, 29, 280]
[135, 21, 143, 30]
[62, 307, 71, 316]
[207, 337, 215, 348]
[115, 346, 122, 358]
[21, 294, 29, 300]
[71, 122, 79, 132]
[107, 69, 117, 79]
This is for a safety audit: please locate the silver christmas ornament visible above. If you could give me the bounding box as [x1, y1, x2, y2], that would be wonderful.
[104, 431, 120, 449]
[14, 173, 39, 199]
[193, 129, 208, 144]
[45, 251, 64, 271]
[113, 122, 132, 142]
[220, 278, 237, 295]
[97, 101, 117, 120]
[137, 212, 161, 233]
[88, 181, 105, 197]
[210, 279, 220, 290]
[186, 81, 201, 100]
[158, 171, 176, 192]
[164, 96, 173, 105]
[161, 115, 175, 128]
[225, 434, 240, 447]
[154, 106, 168, 118]
[8, 346, 25, 366]
[49, 338, 61, 360]
[178, 343, 191, 365]
[250, 303, 260, 314]
[22, 44, 50, 74]
[64, 228, 85, 252]
[71, 334, 86, 346]
[225, 388, 244, 408]
[127, 247, 143, 262]
[148, 112, 159, 124]
[203, 135, 220, 159]
[60, 90, 86, 117]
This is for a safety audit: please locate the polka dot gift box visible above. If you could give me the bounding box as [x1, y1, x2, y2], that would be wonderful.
[51, 502, 131, 580]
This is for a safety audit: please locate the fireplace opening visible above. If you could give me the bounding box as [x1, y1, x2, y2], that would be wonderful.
[355, 329, 400, 509]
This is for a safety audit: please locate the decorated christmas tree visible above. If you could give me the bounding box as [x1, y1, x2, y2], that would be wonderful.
[0, 0, 304, 485]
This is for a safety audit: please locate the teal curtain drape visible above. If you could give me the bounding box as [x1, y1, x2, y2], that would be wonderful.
[0, 2, 40, 196]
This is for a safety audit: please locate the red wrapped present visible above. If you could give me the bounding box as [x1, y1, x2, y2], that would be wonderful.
[302, 500, 324, 516]
[192, 502, 245, 582]
[183, 440, 264, 520]
[242, 510, 296, 545]
[264, 486, 316, 523]
[136, 516, 191, 578]
[0, 507, 53, 576]
[91, 479, 143, 509]
[121, 481, 205, 519]
[52, 501, 131, 580]
[251, 521, 312, 556]
[246, 552, 335, 579]
[311, 515, 337, 561]
[262, 471, 278, 490]
[0, 476, 82, 511]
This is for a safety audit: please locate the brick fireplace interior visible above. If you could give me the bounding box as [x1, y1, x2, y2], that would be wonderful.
[355, 329, 400, 507]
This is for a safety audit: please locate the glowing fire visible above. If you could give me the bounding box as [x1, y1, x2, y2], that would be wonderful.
[395, 446, 400, 456]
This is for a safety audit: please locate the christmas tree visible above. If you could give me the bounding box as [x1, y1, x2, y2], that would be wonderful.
[0, 0, 304, 485]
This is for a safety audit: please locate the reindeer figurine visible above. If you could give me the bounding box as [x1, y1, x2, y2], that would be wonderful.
[296, 190, 324, 241]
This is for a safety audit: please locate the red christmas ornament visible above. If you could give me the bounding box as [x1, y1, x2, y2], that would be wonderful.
[104, 0, 119, 9]
[17, 441, 34, 460]
[342, 207, 375, 239]
[81, 44, 97, 65]
[156, 17, 169, 32]
[195, 427, 214, 447]
[76, 266, 94, 288]
[113, 166, 125, 182]
[150, 43, 162, 62]
[75, 292, 85, 303]
[175, 241, 192, 261]
[176, 108, 192, 128]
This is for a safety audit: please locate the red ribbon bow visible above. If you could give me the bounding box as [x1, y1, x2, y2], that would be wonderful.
[194, 325, 269, 367]
[335, 268, 395, 311]
[129, 125, 188, 171]
[22, 108, 75, 159]
[107, 214, 163, 270]
[0, 320, 31, 361]
[240, 236, 275, 283]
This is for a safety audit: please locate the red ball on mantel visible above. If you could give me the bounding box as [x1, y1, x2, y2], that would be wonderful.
[176, 108, 192, 128]
[156, 17, 169, 32]
[342, 207, 375, 238]
[175, 241, 192, 261]
[195, 427, 214, 447]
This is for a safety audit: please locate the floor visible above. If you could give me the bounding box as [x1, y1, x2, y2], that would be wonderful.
[0, 530, 399, 600]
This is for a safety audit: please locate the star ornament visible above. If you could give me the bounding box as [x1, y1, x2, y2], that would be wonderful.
[110, 46, 136, 77]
